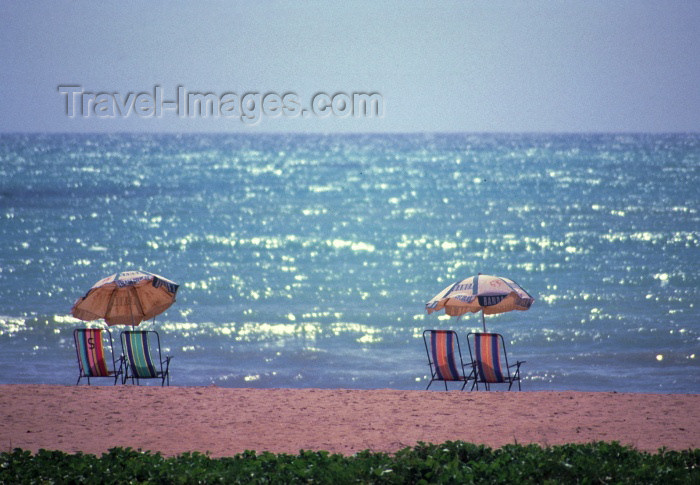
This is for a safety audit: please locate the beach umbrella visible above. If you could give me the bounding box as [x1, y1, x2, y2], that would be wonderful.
[426, 273, 534, 331]
[71, 270, 179, 326]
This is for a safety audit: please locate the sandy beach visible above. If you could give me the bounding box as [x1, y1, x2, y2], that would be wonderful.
[0, 385, 697, 457]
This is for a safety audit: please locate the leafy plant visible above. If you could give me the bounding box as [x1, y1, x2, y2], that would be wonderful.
[1, 442, 697, 484]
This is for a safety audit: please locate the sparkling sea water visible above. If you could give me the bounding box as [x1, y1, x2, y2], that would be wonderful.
[0, 133, 698, 393]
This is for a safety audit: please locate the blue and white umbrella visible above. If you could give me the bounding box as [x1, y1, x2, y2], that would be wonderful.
[426, 273, 534, 331]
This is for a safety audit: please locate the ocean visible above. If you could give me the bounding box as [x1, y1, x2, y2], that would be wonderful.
[0, 133, 698, 393]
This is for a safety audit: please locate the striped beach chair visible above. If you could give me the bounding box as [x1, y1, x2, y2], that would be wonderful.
[120, 330, 172, 386]
[423, 330, 473, 391]
[467, 332, 524, 391]
[73, 328, 122, 385]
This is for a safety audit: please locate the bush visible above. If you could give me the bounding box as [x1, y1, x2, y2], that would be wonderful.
[1, 442, 697, 484]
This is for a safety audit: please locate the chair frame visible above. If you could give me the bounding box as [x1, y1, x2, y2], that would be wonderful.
[423, 329, 474, 391]
[73, 327, 123, 385]
[466, 332, 525, 391]
[120, 330, 172, 386]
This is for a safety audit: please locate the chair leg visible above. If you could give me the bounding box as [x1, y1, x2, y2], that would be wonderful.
[511, 363, 523, 391]
[426, 371, 438, 390]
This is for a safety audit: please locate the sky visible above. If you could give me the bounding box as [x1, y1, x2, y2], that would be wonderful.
[1, 1, 698, 134]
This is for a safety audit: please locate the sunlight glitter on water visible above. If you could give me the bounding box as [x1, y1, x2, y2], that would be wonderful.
[0, 133, 698, 391]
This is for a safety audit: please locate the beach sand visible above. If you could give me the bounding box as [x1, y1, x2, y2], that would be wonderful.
[0, 385, 697, 457]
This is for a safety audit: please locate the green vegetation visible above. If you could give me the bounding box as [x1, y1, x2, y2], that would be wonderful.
[1, 441, 697, 484]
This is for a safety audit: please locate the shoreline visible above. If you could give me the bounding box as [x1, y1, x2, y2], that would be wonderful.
[1, 385, 697, 457]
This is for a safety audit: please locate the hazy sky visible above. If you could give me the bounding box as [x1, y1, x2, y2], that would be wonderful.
[1, 1, 698, 133]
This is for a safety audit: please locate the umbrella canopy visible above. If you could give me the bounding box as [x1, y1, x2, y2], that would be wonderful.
[426, 273, 534, 331]
[71, 270, 179, 326]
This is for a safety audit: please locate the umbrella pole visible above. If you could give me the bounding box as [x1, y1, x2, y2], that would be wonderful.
[128, 289, 137, 326]
[481, 310, 486, 332]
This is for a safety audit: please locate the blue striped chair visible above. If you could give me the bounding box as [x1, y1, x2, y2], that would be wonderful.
[466, 332, 524, 391]
[423, 330, 473, 391]
[120, 330, 172, 386]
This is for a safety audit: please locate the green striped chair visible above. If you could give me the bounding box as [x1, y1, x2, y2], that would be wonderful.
[466, 332, 525, 391]
[120, 330, 172, 386]
[74, 328, 122, 385]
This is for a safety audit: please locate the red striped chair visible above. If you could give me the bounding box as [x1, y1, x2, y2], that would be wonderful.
[423, 330, 473, 390]
[466, 332, 524, 391]
[73, 328, 122, 385]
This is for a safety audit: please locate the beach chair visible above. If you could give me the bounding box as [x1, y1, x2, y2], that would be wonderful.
[120, 330, 172, 386]
[423, 330, 474, 391]
[466, 332, 524, 391]
[73, 328, 122, 385]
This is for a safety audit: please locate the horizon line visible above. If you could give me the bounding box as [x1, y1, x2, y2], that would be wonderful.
[1, 130, 698, 137]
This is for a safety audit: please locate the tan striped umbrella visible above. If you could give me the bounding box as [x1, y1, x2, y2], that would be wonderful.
[426, 273, 534, 331]
[71, 270, 179, 326]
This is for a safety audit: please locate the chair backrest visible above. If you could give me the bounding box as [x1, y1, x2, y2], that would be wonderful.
[469, 332, 509, 383]
[74, 328, 111, 377]
[425, 330, 464, 381]
[121, 331, 159, 378]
